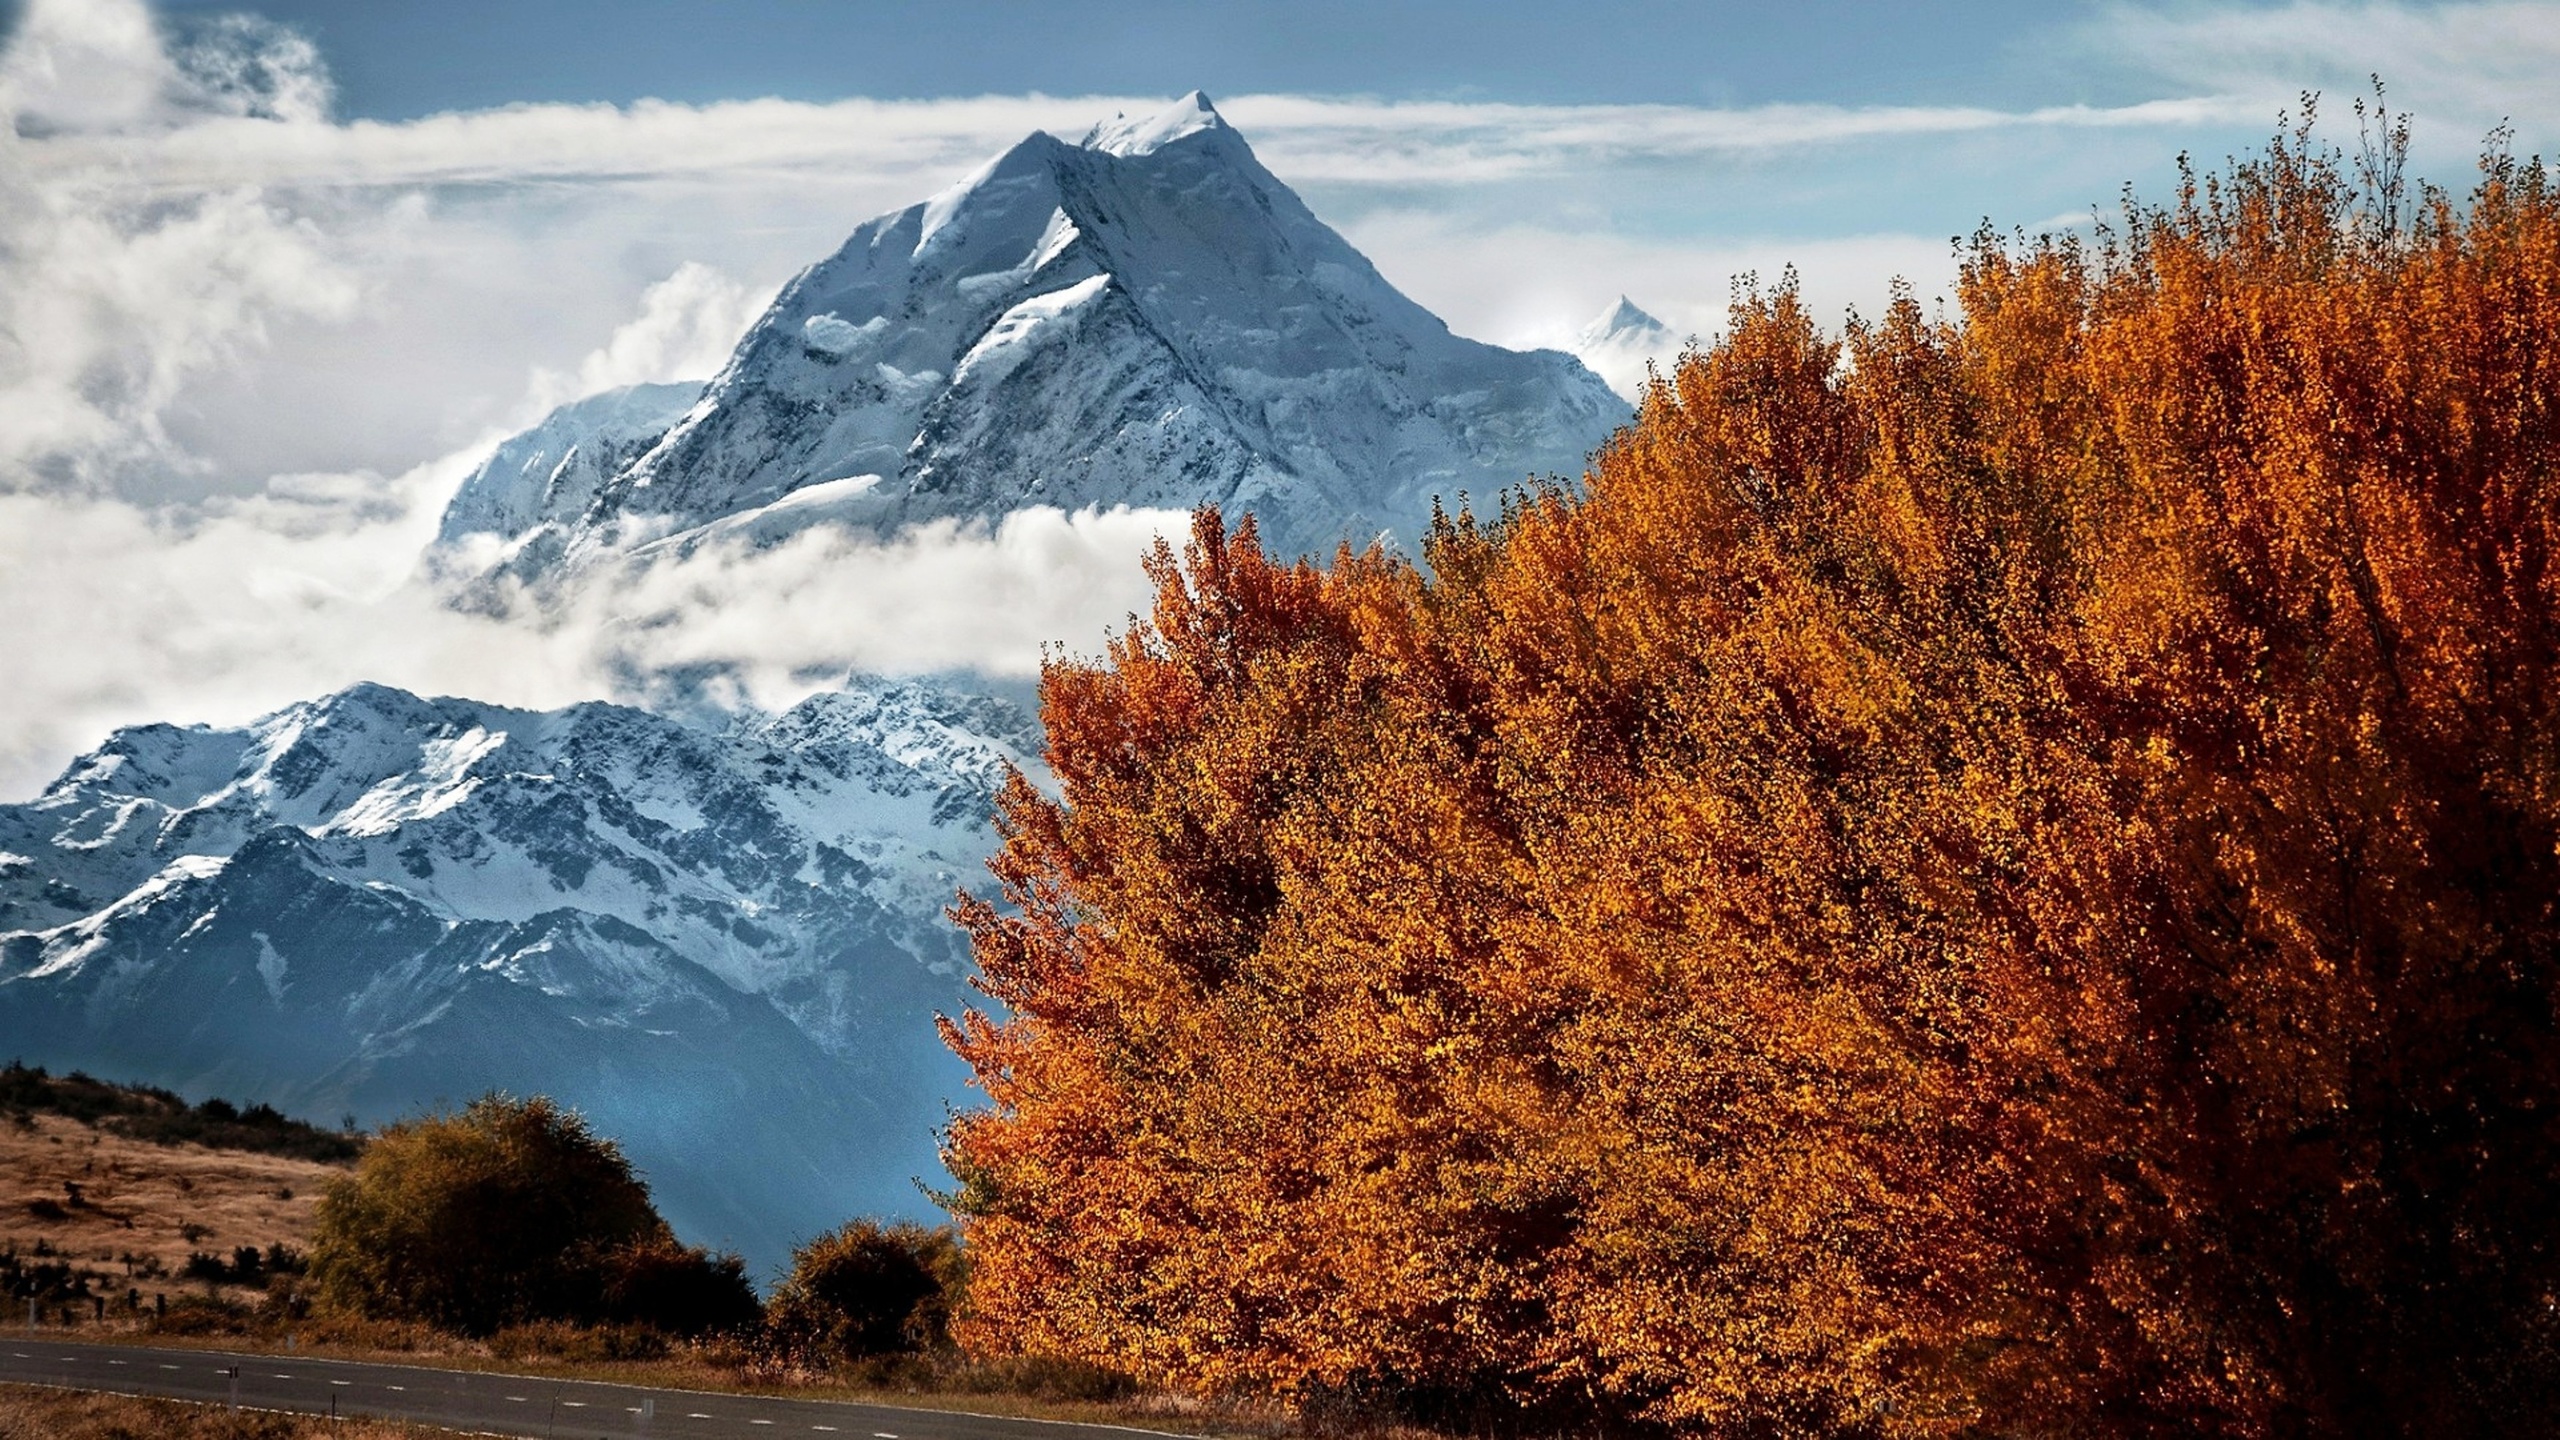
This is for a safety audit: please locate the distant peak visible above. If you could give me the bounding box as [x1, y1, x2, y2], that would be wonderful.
[1580, 296, 1671, 349]
[1083, 90, 1228, 157]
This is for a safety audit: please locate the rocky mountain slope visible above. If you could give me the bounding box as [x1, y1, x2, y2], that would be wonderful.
[0, 679, 1037, 1269]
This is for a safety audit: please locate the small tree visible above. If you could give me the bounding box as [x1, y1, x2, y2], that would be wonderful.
[309, 1093, 750, 1336]
[766, 1220, 964, 1364]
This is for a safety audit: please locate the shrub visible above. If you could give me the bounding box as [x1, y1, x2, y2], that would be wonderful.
[765, 1220, 963, 1365]
[308, 1093, 742, 1337]
[593, 1236, 760, 1337]
[0, 1061, 360, 1161]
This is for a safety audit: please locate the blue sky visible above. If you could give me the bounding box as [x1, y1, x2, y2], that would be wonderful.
[137, 0, 2115, 116]
[0, 0, 2554, 791]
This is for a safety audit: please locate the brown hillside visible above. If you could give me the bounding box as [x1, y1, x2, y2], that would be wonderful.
[0, 1111, 348, 1311]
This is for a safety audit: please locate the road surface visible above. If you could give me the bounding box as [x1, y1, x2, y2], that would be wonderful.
[0, 1338, 1175, 1440]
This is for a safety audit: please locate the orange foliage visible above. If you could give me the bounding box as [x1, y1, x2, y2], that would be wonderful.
[944, 117, 2560, 1437]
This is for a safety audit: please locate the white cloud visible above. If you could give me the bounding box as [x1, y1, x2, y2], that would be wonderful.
[12, 87, 2262, 197]
[1226, 94, 2261, 185]
[0, 176, 358, 494]
[524, 261, 771, 417]
[546, 507, 1184, 702]
[0, 460, 1175, 798]
[0, 0, 359, 497]
[1338, 211, 1961, 355]
[0, 0, 173, 135]
[2085, 1, 2560, 151]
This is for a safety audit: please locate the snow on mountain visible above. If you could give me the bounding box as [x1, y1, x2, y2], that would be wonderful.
[438, 381, 705, 550]
[439, 92, 1627, 574]
[0, 677, 1040, 1269]
[1573, 296, 1679, 402]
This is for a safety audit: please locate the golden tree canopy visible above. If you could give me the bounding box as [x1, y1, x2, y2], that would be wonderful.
[946, 117, 2560, 1438]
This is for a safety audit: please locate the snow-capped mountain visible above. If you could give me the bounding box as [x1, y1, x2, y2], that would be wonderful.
[1573, 295, 1678, 402]
[443, 92, 1626, 575]
[0, 677, 1039, 1269]
[0, 94, 1643, 1272]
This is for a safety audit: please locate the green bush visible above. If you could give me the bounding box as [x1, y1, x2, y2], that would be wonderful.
[765, 1220, 963, 1365]
[308, 1094, 751, 1338]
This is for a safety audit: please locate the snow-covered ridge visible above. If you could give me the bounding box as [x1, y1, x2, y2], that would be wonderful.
[0, 676, 1042, 1266]
[0, 678, 1034, 1012]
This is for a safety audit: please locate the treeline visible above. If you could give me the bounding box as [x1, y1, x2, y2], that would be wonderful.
[941, 117, 2560, 1435]
[0, 1062, 360, 1163]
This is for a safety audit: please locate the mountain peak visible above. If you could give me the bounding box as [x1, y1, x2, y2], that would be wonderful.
[447, 94, 1624, 567]
[1082, 90, 1227, 157]
[1579, 295, 1672, 350]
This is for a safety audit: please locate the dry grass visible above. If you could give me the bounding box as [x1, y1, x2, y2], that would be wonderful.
[0, 1382, 437, 1438]
[0, 1111, 347, 1309]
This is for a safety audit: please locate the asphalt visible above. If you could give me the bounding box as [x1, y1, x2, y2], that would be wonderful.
[0, 1337, 1182, 1440]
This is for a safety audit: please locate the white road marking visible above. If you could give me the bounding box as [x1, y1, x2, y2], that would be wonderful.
[158, 1364, 178, 1371]
[331, 1380, 351, 1387]
[105, 1359, 125, 1365]
[387, 1385, 404, 1391]
[688, 1414, 714, 1420]
[505, 1395, 528, 1402]
[562, 1400, 587, 1407]
[752, 1422, 775, 1428]
[271, 1373, 293, 1380]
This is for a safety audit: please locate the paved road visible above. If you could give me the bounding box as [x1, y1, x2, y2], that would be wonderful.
[0, 1338, 1174, 1440]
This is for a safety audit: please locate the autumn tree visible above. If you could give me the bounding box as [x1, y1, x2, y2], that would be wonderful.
[946, 110, 2560, 1438]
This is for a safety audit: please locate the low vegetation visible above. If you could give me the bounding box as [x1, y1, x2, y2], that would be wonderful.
[0, 1064, 359, 1164]
[0, 1076, 1169, 1429]
[765, 1219, 963, 1365]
